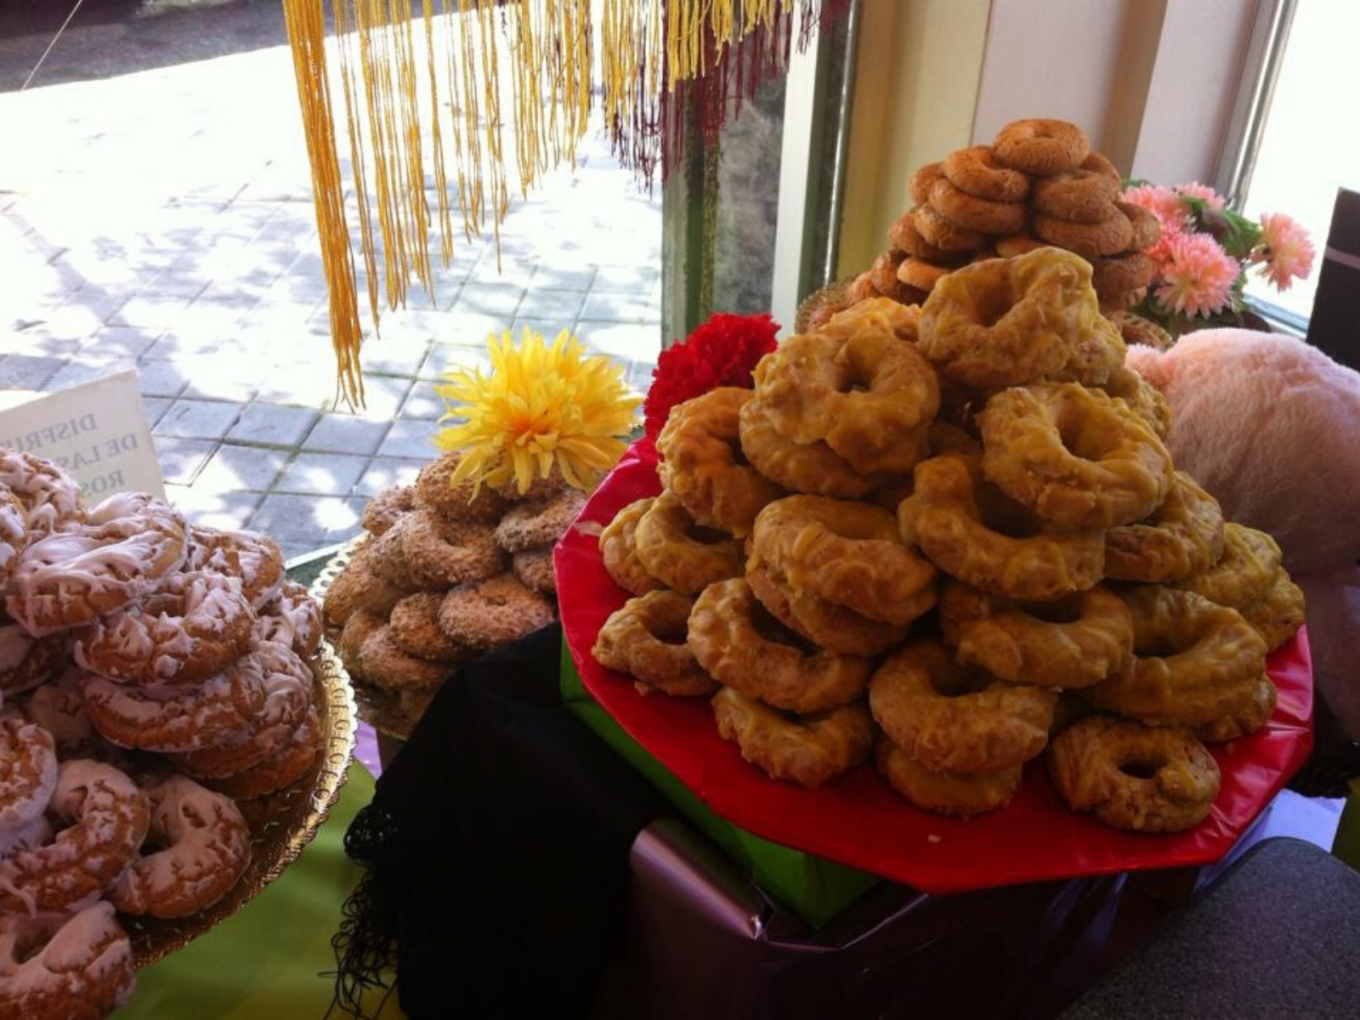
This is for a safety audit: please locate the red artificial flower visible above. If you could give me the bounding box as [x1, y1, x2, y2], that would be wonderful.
[643, 312, 780, 440]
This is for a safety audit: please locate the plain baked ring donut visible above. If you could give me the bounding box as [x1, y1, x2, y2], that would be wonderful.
[1034, 207, 1134, 259]
[752, 496, 937, 626]
[413, 450, 508, 523]
[745, 554, 910, 657]
[943, 145, 1031, 202]
[439, 573, 556, 651]
[929, 178, 1027, 235]
[712, 686, 872, 790]
[109, 775, 251, 918]
[1105, 471, 1225, 582]
[738, 397, 883, 499]
[1032, 170, 1119, 223]
[980, 382, 1174, 529]
[1174, 523, 1282, 609]
[592, 589, 717, 697]
[0, 715, 56, 830]
[599, 497, 665, 595]
[875, 737, 1022, 817]
[1238, 571, 1305, 652]
[897, 455, 1106, 601]
[941, 581, 1133, 690]
[1047, 716, 1220, 832]
[255, 579, 323, 659]
[494, 488, 587, 552]
[688, 578, 872, 713]
[888, 211, 965, 264]
[185, 525, 285, 610]
[657, 388, 785, 537]
[910, 161, 946, 205]
[913, 204, 989, 252]
[1118, 201, 1162, 250]
[361, 484, 414, 537]
[400, 509, 505, 587]
[869, 640, 1057, 773]
[0, 902, 135, 1020]
[993, 118, 1090, 175]
[633, 492, 742, 594]
[1101, 365, 1173, 438]
[918, 246, 1099, 389]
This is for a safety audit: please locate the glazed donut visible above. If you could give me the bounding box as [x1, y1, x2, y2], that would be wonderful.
[23, 671, 96, 754]
[875, 737, 1022, 818]
[511, 547, 556, 595]
[688, 578, 871, 713]
[1238, 571, 1305, 652]
[1083, 586, 1267, 727]
[82, 653, 267, 753]
[413, 450, 508, 523]
[888, 211, 964, 264]
[361, 484, 414, 537]
[1091, 252, 1157, 311]
[0, 488, 27, 589]
[745, 554, 910, 657]
[207, 705, 320, 799]
[1118, 201, 1162, 250]
[712, 687, 872, 790]
[1047, 716, 1220, 832]
[910, 161, 946, 205]
[592, 590, 717, 697]
[400, 509, 505, 587]
[0, 622, 64, 697]
[869, 640, 1056, 773]
[1198, 674, 1278, 743]
[255, 580, 323, 659]
[897, 455, 1106, 601]
[979, 382, 1174, 529]
[72, 570, 256, 686]
[739, 398, 882, 499]
[1081, 151, 1121, 183]
[494, 488, 586, 552]
[815, 297, 923, 344]
[0, 715, 56, 830]
[1052, 314, 1128, 387]
[185, 525, 285, 609]
[917, 246, 1098, 389]
[321, 546, 408, 625]
[1174, 523, 1282, 609]
[388, 592, 473, 663]
[598, 497, 665, 596]
[0, 902, 135, 1020]
[7, 494, 188, 636]
[940, 582, 1133, 690]
[913, 204, 989, 252]
[993, 118, 1089, 175]
[752, 496, 937, 626]
[110, 775, 251, 917]
[357, 625, 451, 691]
[753, 330, 939, 475]
[942, 145, 1031, 202]
[1031, 170, 1119, 223]
[657, 388, 785, 537]
[632, 492, 742, 595]
[1104, 471, 1225, 583]
[929, 178, 1027, 235]
[897, 256, 952, 293]
[0, 450, 83, 536]
[438, 574, 556, 651]
[0, 760, 150, 913]
[1101, 365, 1173, 438]
[1034, 207, 1134, 259]
[994, 233, 1049, 257]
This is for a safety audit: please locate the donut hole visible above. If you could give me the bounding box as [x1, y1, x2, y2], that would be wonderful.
[726, 438, 752, 468]
[686, 523, 733, 546]
[647, 616, 690, 647]
[749, 600, 819, 655]
[1054, 407, 1115, 462]
[972, 287, 1014, 329]
[1022, 596, 1083, 624]
[976, 484, 1044, 538]
[929, 663, 993, 699]
[1117, 759, 1161, 781]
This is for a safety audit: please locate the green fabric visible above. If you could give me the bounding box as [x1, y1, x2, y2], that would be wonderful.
[1332, 777, 1360, 872]
[122, 764, 403, 1019]
[559, 642, 879, 927]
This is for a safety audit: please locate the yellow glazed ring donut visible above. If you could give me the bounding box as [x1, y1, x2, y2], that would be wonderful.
[599, 497, 665, 596]
[712, 686, 872, 790]
[875, 737, 1022, 818]
[1101, 365, 1173, 438]
[1174, 522, 1282, 609]
[1238, 571, 1305, 652]
[592, 590, 717, 697]
[745, 554, 910, 657]
[1104, 471, 1225, 582]
[1198, 674, 1278, 743]
[632, 491, 743, 595]
[738, 397, 883, 499]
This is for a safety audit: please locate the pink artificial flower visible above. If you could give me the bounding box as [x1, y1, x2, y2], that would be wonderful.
[1154, 233, 1239, 318]
[1122, 183, 1187, 262]
[1259, 212, 1316, 291]
[1175, 182, 1226, 211]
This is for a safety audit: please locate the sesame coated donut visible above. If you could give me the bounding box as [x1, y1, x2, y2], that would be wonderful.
[1101, 365, 1173, 438]
[1090, 251, 1157, 311]
[1032, 169, 1120, 223]
[72, 570, 257, 686]
[255, 579, 323, 659]
[1047, 716, 1220, 832]
[358, 626, 451, 691]
[913, 203, 989, 252]
[712, 687, 872, 790]
[321, 546, 408, 626]
[657, 388, 785, 537]
[745, 554, 910, 657]
[888, 211, 965, 264]
[1238, 571, 1305, 652]
[0, 902, 136, 1020]
[439, 574, 556, 651]
[0, 621, 64, 697]
[897, 456, 1106, 601]
[361, 484, 414, 537]
[0, 715, 57, 831]
[688, 578, 872, 714]
[1174, 523, 1282, 609]
[940, 581, 1133, 690]
[1081, 150, 1121, 183]
[897, 256, 953, 293]
[494, 488, 587, 552]
[993, 118, 1089, 175]
[875, 737, 1022, 818]
[917, 247, 1099, 389]
[868, 250, 913, 303]
[738, 397, 883, 499]
[754, 329, 939, 475]
[0, 759, 150, 914]
[367, 520, 422, 589]
[943, 145, 1031, 202]
[337, 609, 385, 676]
[185, 525, 285, 610]
[413, 450, 509, 523]
[1119, 201, 1162, 250]
[1104, 471, 1225, 583]
[633, 492, 742, 595]
[869, 640, 1057, 773]
[511, 547, 556, 595]
[388, 591, 474, 663]
[1034, 207, 1134, 259]
[994, 232, 1049, 257]
[401, 509, 505, 587]
[598, 497, 665, 596]
[929, 178, 1028, 235]
[752, 497, 937, 626]
[979, 382, 1174, 529]
[592, 590, 718, 697]
[206, 705, 320, 799]
[109, 775, 251, 917]
[0, 449, 83, 536]
[910, 161, 946, 205]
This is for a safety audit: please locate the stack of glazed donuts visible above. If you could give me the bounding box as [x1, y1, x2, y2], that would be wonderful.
[0, 449, 327, 1019]
[324, 450, 581, 732]
[832, 117, 1160, 319]
[591, 246, 1304, 833]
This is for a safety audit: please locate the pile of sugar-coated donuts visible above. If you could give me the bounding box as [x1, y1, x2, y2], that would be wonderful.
[323, 451, 581, 732]
[0, 449, 326, 1018]
[592, 246, 1304, 834]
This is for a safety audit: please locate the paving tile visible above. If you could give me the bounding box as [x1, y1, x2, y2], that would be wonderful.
[108, 295, 194, 331]
[142, 330, 226, 359]
[376, 419, 439, 460]
[139, 270, 212, 300]
[152, 436, 218, 485]
[397, 385, 445, 422]
[275, 452, 369, 496]
[577, 322, 661, 365]
[467, 255, 537, 290]
[515, 289, 585, 323]
[252, 370, 339, 409]
[135, 360, 190, 399]
[453, 282, 525, 318]
[301, 413, 390, 455]
[349, 374, 414, 423]
[165, 485, 264, 531]
[360, 335, 432, 377]
[354, 456, 425, 497]
[247, 493, 361, 551]
[195, 442, 289, 493]
[510, 317, 579, 343]
[225, 402, 319, 447]
[579, 290, 659, 323]
[43, 358, 137, 392]
[175, 355, 261, 402]
[533, 264, 595, 292]
[154, 399, 241, 440]
[591, 265, 660, 294]
[419, 343, 492, 381]
[81, 327, 161, 361]
[139, 396, 173, 429]
[0, 354, 65, 390]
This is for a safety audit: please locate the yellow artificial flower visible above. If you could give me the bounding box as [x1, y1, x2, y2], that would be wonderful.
[434, 327, 640, 497]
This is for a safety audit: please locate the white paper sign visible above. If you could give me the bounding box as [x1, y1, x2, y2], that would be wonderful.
[0, 370, 166, 501]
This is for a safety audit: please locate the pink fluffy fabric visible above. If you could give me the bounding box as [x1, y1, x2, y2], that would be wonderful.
[1128, 329, 1360, 575]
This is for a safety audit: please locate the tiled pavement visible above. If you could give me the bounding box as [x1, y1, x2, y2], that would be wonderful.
[0, 15, 661, 559]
